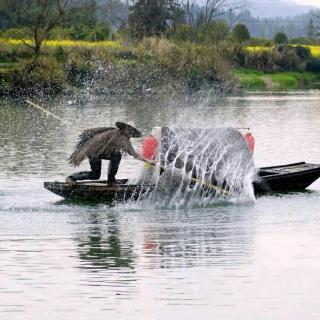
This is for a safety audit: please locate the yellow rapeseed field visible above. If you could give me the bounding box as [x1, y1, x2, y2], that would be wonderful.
[308, 46, 320, 57]
[246, 45, 320, 58]
[0, 38, 123, 49]
[245, 46, 271, 52]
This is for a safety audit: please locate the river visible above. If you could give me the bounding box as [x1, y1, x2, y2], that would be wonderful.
[0, 90, 320, 319]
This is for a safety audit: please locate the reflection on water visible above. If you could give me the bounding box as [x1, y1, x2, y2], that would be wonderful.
[78, 212, 135, 270]
[1, 91, 320, 319]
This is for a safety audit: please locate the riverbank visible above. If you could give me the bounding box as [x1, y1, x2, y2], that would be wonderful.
[1, 38, 320, 97]
[0, 38, 232, 97]
[234, 69, 320, 90]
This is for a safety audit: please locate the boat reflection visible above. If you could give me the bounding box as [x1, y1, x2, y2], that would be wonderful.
[76, 212, 135, 270]
[74, 205, 255, 272]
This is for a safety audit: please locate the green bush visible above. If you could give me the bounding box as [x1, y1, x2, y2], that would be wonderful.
[233, 24, 250, 43]
[65, 48, 97, 85]
[272, 46, 300, 71]
[289, 37, 310, 45]
[53, 46, 68, 63]
[248, 38, 273, 47]
[88, 23, 110, 41]
[274, 32, 288, 45]
[239, 45, 311, 72]
[0, 68, 12, 95]
[231, 46, 246, 67]
[69, 25, 90, 40]
[143, 37, 231, 78]
[295, 46, 311, 60]
[11, 57, 65, 95]
[68, 24, 112, 41]
[170, 24, 196, 42]
[2, 28, 32, 39]
[198, 21, 230, 43]
[305, 57, 320, 72]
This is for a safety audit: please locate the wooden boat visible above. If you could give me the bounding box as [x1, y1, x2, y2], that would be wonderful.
[253, 162, 320, 193]
[44, 162, 320, 202]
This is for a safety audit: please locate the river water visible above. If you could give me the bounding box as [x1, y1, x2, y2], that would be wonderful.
[0, 91, 320, 319]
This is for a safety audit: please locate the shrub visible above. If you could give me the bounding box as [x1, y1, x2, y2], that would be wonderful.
[305, 57, 320, 72]
[65, 47, 97, 85]
[53, 46, 68, 63]
[88, 23, 111, 41]
[248, 38, 273, 47]
[198, 21, 230, 43]
[295, 46, 311, 60]
[0, 69, 11, 96]
[241, 45, 309, 72]
[2, 28, 32, 39]
[11, 57, 65, 95]
[170, 24, 196, 42]
[274, 32, 288, 45]
[233, 24, 250, 43]
[232, 46, 247, 67]
[271, 46, 303, 71]
[290, 37, 310, 45]
[69, 25, 91, 40]
[142, 37, 231, 83]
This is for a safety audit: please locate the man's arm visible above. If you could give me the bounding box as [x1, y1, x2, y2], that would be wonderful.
[122, 137, 142, 160]
[122, 137, 156, 164]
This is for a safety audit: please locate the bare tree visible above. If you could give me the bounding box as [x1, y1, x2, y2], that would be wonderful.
[313, 11, 320, 37]
[106, 0, 124, 40]
[180, 0, 248, 26]
[5, 0, 69, 58]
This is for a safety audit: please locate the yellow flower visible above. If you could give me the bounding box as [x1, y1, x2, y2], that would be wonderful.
[0, 38, 123, 49]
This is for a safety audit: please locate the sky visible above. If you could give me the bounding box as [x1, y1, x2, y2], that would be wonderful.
[294, 0, 320, 7]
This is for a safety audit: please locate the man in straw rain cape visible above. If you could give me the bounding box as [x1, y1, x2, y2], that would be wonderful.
[67, 122, 149, 184]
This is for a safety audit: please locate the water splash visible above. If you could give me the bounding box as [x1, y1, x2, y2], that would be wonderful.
[122, 127, 256, 210]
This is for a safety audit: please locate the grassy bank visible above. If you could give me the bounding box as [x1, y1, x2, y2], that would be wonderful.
[1, 38, 320, 97]
[234, 69, 320, 90]
[0, 38, 232, 97]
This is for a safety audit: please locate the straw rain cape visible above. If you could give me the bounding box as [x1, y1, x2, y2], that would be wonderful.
[69, 127, 141, 166]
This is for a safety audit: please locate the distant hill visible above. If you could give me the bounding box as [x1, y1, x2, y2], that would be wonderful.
[249, 0, 318, 18]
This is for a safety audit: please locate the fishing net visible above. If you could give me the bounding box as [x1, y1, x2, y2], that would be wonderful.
[137, 127, 256, 208]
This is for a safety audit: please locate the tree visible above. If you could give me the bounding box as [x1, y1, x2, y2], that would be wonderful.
[233, 23, 250, 43]
[313, 11, 320, 37]
[199, 21, 229, 43]
[179, 0, 248, 27]
[103, 0, 127, 40]
[274, 32, 288, 45]
[129, 0, 183, 38]
[307, 18, 317, 41]
[62, 0, 97, 28]
[0, 3, 12, 29]
[4, 0, 69, 58]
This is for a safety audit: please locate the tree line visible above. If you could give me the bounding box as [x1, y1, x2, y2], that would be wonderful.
[0, 0, 319, 59]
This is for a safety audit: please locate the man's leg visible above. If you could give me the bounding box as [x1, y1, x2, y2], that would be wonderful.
[108, 151, 122, 183]
[67, 158, 102, 182]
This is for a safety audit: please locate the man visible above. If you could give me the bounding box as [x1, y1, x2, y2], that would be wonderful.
[67, 122, 148, 183]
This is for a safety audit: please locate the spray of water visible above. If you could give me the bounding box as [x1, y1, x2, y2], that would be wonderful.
[121, 127, 256, 210]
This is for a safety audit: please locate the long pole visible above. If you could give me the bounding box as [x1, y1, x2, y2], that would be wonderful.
[144, 162, 232, 197]
[25, 100, 83, 131]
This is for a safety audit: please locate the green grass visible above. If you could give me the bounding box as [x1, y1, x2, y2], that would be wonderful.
[233, 69, 265, 89]
[234, 69, 320, 90]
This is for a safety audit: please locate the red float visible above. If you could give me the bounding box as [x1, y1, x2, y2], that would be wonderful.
[243, 132, 255, 156]
[142, 135, 159, 160]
